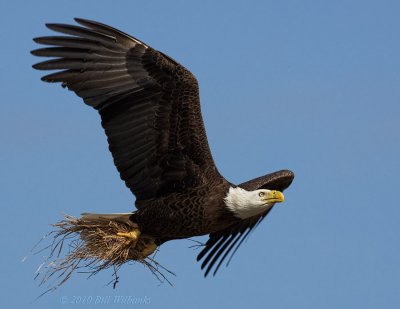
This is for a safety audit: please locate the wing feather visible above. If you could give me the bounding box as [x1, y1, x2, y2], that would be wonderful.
[32, 18, 219, 202]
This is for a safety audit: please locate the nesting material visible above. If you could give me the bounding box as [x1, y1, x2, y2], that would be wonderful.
[34, 214, 174, 292]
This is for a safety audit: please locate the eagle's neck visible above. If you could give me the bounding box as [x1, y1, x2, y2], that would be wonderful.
[224, 186, 271, 219]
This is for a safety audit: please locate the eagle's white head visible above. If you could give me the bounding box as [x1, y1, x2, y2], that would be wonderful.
[224, 187, 285, 219]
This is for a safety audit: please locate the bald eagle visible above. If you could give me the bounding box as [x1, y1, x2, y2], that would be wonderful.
[32, 18, 294, 281]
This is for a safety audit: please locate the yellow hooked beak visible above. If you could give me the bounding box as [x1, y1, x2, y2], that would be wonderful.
[264, 190, 285, 203]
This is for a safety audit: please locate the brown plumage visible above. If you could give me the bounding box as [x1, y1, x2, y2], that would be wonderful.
[32, 18, 294, 281]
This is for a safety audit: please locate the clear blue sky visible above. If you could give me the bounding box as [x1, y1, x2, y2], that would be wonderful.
[1, 0, 399, 308]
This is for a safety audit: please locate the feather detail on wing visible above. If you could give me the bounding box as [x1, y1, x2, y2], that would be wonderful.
[32, 18, 221, 204]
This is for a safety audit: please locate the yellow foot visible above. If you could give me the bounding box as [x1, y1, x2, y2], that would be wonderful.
[116, 228, 141, 243]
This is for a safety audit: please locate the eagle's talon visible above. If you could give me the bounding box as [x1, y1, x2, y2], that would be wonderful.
[116, 229, 141, 242]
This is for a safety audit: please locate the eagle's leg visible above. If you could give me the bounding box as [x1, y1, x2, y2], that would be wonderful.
[116, 228, 141, 244]
[116, 228, 157, 259]
[138, 242, 158, 259]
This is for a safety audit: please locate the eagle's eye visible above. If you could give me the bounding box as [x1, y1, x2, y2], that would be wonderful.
[258, 192, 265, 197]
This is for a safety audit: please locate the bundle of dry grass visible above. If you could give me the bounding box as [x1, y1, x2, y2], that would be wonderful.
[34, 214, 174, 292]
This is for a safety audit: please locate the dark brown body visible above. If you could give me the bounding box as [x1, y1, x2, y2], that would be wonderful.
[133, 177, 239, 240]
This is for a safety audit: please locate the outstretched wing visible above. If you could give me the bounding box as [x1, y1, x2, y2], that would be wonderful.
[197, 170, 294, 277]
[32, 18, 219, 202]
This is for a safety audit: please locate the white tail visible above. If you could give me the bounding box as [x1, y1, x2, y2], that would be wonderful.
[81, 212, 135, 226]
